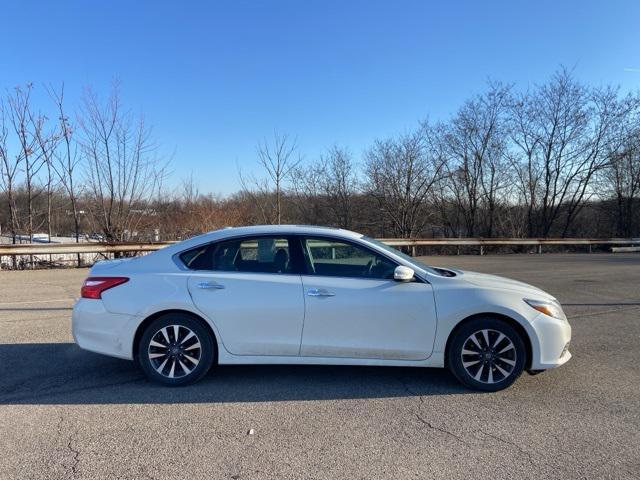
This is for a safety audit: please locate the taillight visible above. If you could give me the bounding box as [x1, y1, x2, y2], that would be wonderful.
[81, 277, 129, 299]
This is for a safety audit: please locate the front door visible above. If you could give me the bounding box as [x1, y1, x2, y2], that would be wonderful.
[298, 237, 437, 360]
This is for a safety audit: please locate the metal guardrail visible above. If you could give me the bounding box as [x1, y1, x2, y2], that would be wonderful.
[380, 237, 640, 255]
[0, 241, 175, 256]
[378, 237, 640, 246]
[1, 237, 639, 257]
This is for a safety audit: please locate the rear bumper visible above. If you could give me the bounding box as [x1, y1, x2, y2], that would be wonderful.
[529, 314, 572, 370]
[72, 298, 137, 360]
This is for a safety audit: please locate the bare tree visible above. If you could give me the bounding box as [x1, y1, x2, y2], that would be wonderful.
[600, 97, 640, 236]
[45, 84, 87, 264]
[240, 132, 301, 224]
[365, 128, 445, 238]
[49, 84, 83, 243]
[438, 83, 511, 236]
[7, 84, 47, 241]
[29, 99, 60, 243]
[0, 97, 22, 245]
[605, 138, 640, 236]
[289, 160, 325, 224]
[320, 146, 358, 229]
[79, 84, 166, 242]
[289, 146, 358, 228]
[508, 69, 625, 237]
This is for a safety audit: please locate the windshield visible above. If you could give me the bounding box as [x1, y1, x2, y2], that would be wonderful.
[362, 236, 441, 275]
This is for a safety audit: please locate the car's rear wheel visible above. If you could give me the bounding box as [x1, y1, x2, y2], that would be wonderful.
[447, 317, 526, 392]
[138, 313, 215, 386]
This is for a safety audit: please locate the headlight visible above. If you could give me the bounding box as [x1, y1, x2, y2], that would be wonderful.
[524, 298, 567, 320]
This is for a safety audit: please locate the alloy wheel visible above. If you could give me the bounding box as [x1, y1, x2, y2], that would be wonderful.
[147, 324, 202, 379]
[460, 328, 517, 384]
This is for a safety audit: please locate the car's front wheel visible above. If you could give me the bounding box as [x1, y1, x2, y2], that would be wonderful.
[447, 317, 526, 392]
[138, 313, 215, 386]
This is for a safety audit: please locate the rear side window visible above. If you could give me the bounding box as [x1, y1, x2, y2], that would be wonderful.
[179, 236, 294, 274]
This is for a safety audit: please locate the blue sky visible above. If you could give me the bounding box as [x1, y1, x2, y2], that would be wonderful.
[1, 0, 639, 194]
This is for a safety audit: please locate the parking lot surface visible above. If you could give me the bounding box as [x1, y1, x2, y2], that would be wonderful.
[1, 254, 639, 479]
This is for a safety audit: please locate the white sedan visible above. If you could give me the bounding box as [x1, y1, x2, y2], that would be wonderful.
[72, 225, 571, 391]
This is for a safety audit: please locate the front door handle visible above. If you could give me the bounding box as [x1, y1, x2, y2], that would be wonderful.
[197, 281, 225, 290]
[307, 288, 335, 297]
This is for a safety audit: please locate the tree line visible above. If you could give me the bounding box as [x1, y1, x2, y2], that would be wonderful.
[1, 69, 639, 248]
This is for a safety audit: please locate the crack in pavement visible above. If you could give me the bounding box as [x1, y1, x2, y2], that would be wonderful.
[2, 376, 143, 403]
[396, 377, 425, 404]
[479, 430, 536, 468]
[399, 375, 543, 468]
[67, 437, 80, 477]
[398, 376, 469, 445]
[415, 413, 469, 445]
[56, 408, 81, 478]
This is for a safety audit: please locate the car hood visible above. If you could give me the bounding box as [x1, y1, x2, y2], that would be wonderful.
[456, 269, 555, 301]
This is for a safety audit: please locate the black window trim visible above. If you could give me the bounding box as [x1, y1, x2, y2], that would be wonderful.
[173, 232, 426, 283]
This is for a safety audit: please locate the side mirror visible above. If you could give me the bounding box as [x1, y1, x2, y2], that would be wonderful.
[394, 265, 415, 282]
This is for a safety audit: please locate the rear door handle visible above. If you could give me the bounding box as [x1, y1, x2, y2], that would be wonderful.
[197, 281, 225, 290]
[307, 288, 335, 297]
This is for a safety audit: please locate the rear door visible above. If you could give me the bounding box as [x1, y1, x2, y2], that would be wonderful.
[298, 236, 437, 360]
[184, 235, 305, 356]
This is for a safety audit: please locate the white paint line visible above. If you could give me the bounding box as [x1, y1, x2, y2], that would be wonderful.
[568, 305, 640, 319]
[0, 298, 74, 306]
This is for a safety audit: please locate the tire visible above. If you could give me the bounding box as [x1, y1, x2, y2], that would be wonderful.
[447, 317, 526, 392]
[138, 313, 215, 386]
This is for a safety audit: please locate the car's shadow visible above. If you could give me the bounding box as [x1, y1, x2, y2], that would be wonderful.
[0, 343, 472, 404]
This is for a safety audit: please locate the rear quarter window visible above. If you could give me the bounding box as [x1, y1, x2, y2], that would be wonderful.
[179, 245, 212, 270]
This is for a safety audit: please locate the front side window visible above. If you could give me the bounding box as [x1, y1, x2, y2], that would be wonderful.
[180, 236, 294, 274]
[302, 237, 397, 279]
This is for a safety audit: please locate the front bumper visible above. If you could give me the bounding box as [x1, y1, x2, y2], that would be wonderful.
[72, 298, 137, 360]
[528, 313, 572, 370]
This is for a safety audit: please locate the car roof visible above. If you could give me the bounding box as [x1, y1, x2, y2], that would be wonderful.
[156, 225, 365, 259]
[206, 224, 363, 239]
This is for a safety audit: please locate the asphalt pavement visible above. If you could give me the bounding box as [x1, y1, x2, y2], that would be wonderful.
[0, 253, 638, 479]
